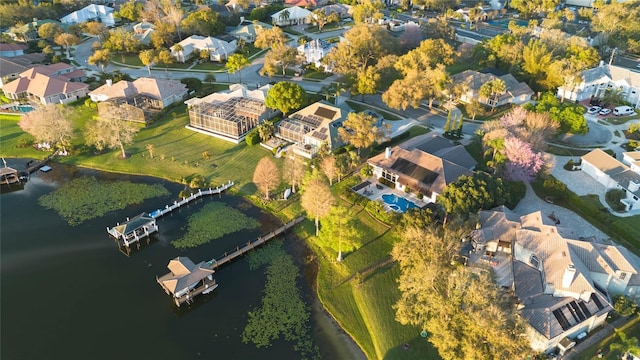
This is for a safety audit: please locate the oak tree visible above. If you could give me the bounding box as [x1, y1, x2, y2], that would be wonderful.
[338, 112, 382, 155]
[265, 82, 307, 117]
[88, 49, 112, 72]
[84, 117, 140, 158]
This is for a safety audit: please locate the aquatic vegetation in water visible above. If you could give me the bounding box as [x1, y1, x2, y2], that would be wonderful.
[171, 202, 260, 249]
[243, 242, 320, 360]
[38, 176, 169, 225]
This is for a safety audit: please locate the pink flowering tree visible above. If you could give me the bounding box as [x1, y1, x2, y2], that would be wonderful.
[501, 136, 545, 182]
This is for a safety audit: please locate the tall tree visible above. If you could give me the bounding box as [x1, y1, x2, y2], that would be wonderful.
[225, 53, 250, 84]
[282, 152, 306, 193]
[253, 157, 281, 200]
[254, 26, 288, 50]
[383, 64, 450, 110]
[324, 24, 392, 77]
[166, 5, 184, 40]
[318, 206, 360, 261]
[479, 78, 506, 111]
[19, 104, 73, 152]
[338, 112, 382, 155]
[54, 33, 80, 58]
[395, 39, 456, 75]
[139, 49, 157, 76]
[300, 176, 334, 236]
[84, 117, 140, 158]
[320, 155, 338, 185]
[256, 121, 274, 142]
[265, 82, 306, 117]
[37, 22, 63, 41]
[150, 22, 176, 50]
[354, 67, 380, 101]
[181, 9, 225, 36]
[116, 0, 143, 22]
[352, 0, 384, 24]
[157, 48, 173, 72]
[437, 172, 509, 219]
[88, 49, 112, 72]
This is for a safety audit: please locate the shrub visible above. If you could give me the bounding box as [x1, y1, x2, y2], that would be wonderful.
[504, 180, 526, 209]
[542, 178, 568, 200]
[605, 189, 626, 212]
[378, 177, 396, 189]
[613, 295, 638, 316]
[245, 130, 261, 146]
[564, 159, 574, 170]
[364, 200, 400, 224]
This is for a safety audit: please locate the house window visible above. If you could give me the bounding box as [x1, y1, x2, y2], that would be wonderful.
[634, 196, 638, 201]
[381, 169, 396, 183]
[620, 272, 627, 280]
[530, 255, 540, 268]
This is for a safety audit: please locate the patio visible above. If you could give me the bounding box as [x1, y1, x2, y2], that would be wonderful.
[352, 178, 431, 212]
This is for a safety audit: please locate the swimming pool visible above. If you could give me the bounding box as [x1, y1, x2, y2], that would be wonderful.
[381, 193, 419, 213]
[11, 105, 34, 113]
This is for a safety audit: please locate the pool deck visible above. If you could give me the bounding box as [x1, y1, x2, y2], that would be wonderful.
[354, 179, 431, 212]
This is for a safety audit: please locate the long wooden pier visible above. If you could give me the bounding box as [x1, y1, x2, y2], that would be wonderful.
[207, 216, 305, 270]
[107, 181, 234, 253]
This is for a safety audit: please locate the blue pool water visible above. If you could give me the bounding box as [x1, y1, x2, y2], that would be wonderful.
[11, 105, 34, 112]
[381, 193, 418, 213]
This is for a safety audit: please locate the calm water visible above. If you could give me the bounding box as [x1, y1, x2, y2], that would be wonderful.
[0, 161, 356, 360]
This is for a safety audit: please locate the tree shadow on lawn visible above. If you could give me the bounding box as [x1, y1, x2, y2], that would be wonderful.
[383, 334, 439, 360]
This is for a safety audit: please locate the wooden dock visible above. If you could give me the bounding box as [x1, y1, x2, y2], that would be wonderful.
[206, 216, 305, 270]
[147, 181, 234, 219]
[25, 154, 55, 174]
[157, 216, 306, 306]
[107, 181, 234, 253]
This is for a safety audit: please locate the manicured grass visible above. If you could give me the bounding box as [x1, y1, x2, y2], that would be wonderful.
[605, 114, 640, 125]
[345, 100, 403, 120]
[295, 195, 441, 360]
[545, 144, 592, 156]
[191, 62, 225, 71]
[0, 115, 47, 159]
[303, 71, 332, 80]
[116, 53, 193, 69]
[52, 104, 282, 196]
[446, 62, 475, 75]
[573, 315, 640, 360]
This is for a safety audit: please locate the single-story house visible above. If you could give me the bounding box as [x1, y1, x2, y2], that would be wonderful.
[367, 134, 477, 202]
[4, 19, 65, 42]
[89, 78, 187, 108]
[0, 53, 46, 88]
[557, 62, 640, 109]
[454, 5, 490, 22]
[477, 207, 640, 353]
[581, 149, 640, 211]
[452, 69, 534, 107]
[230, 20, 272, 43]
[60, 4, 115, 27]
[316, 3, 352, 18]
[2, 64, 88, 105]
[297, 39, 334, 69]
[132, 21, 155, 45]
[0, 43, 27, 57]
[622, 151, 640, 174]
[275, 101, 351, 158]
[271, 6, 313, 26]
[171, 35, 237, 63]
[185, 84, 276, 143]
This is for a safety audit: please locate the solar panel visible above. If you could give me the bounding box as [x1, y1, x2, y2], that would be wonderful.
[314, 106, 337, 119]
[569, 302, 585, 321]
[566, 304, 580, 323]
[578, 302, 592, 317]
[591, 293, 605, 311]
[391, 158, 439, 186]
[553, 309, 571, 330]
[312, 131, 328, 140]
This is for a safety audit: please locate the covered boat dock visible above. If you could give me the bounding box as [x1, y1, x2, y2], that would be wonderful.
[157, 257, 218, 307]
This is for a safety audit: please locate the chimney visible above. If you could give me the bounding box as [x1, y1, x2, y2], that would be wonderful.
[385, 147, 392, 159]
[599, 60, 605, 67]
[106, 79, 112, 87]
[240, 16, 245, 24]
[562, 264, 576, 289]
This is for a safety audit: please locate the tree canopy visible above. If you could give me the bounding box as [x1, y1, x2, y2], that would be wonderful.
[318, 205, 360, 261]
[19, 104, 73, 151]
[181, 9, 225, 36]
[300, 175, 334, 236]
[253, 157, 281, 200]
[337, 112, 382, 154]
[265, 82, 307, 117]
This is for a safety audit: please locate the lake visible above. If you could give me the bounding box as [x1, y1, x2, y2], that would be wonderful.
[0, 160, 363, 360]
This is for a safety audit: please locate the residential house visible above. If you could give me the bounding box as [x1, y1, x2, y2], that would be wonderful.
[477, 207, 640, 353]
[0, 43, 27, 57]
[2, 64, 88, 105]
[297, 39, 334, 69]
[581, 149, 640, 211]
[4, 20, 65, 42]
[185, 84, 276, 143]
[454, 5, 490, 22]
[230, 21, 272, 43]
[271, 6, 313, 26]
[284, 0, 322, 7]
[557, 62, 640, 109]
[622, 151, 640, 174]
[60, 4, 115, 26]
[171, 35, 237, 63]
[132, 21, 155, 46]
[317, 3, 352, 18]
[367, 134, 477, 202]
[275, 101, 351, 158]
[89, 78, 188, 124]
[0, 53, 46, 88]
[452, 69, 534, 107]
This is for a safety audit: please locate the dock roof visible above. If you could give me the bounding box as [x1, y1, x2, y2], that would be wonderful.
[111, 213, 155, 237]
[158, 257, 215, 295]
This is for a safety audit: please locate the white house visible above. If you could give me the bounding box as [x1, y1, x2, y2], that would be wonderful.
[557, 62, 640, 109]
[271, 6, 312, 26]
[297, 39, 334, 69]
[581, 149, 640, 211]
[622, 151, 640, 174]
[171, 35, 237, 63]
[132, 21, 155, 45]
[60, 4, 115, 27]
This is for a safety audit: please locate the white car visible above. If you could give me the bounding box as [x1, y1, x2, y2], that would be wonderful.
[599, 108, 612, 116]
[587, 106, 601, 114]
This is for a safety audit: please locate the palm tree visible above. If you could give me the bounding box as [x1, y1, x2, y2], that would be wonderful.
[279, 9, 290, 26]
[479, 79, 506, 112]
[172, 44, 184, 63]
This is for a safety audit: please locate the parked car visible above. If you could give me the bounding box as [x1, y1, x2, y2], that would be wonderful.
[599, 108, 612, 116]
[614, 106, 634, 116]
[587, 106, 602, 114]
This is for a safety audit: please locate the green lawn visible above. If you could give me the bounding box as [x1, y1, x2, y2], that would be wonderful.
[116, 53, 193, 70]
[295, 196, 440, 360]
[303, 71, 333, 80]
[191, 62, 225, 71]
[0, 114, 48, 159]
